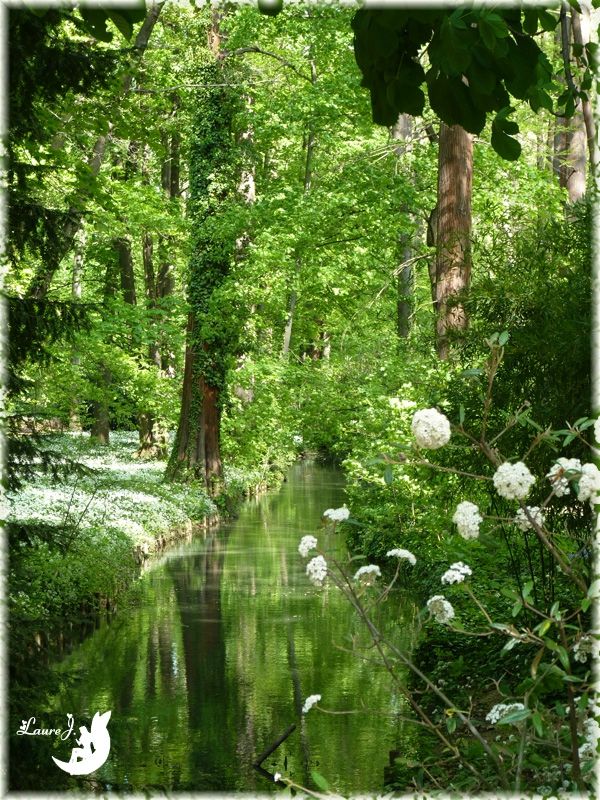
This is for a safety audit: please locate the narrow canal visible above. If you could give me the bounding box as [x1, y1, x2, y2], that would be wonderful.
[11, 462, 419, 793]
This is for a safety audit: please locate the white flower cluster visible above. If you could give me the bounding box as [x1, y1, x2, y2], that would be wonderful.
[411, 408, 451, 449]
[441, 562, 472, 585]
[323, 506, 350, 522]
[514, 506, 544, 532]
[426, 595, 455, 624]
[452, 501, 482, 540]
[573, 634, 596, 664]
[386, 548, 416, 565]
[579, 717, 600, 762]
[546, 457, 582, 497]
[302, 694, 321, 714]
[577, 463, 600, 506]
[354, 564, 381, 583]
[306, 555, 327, 587]
[298, 535, 318, 558]
[595, 418, 600, 444]
[492, 461, 535, 500]
[293, 434, 304, 446]
[485, 702, 526, 725]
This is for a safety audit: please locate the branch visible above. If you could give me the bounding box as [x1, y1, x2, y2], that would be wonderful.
[224, 45, 313, 83]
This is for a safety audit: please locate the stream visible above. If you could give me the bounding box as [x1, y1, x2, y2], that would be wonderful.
[10, 462, 419, 793]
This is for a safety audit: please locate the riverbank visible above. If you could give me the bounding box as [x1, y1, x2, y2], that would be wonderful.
[8, 431, 281, 625]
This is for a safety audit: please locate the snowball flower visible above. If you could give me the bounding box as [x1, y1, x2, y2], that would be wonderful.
[274, 773, 282, 782]
[546, 457, 582, 497]
[411, 408, 451, 450]
[302, 694, 321, 714]
[426, 595, 455, 624]
[492, 461, 535, 500]
[514, 506, 544, 532]
[452, 501, 483, 540]
[579, 717, 600, 762]
[441, 561, 472, 585]
[386, 548, 416, 565]
[306, 555, 327, 587]
[577, 463, 600, 505]
[323, 506, 350, 522]
[485, 702, 526, 725]
[298, 535, 318, 558]
[354, 564, 381, 583]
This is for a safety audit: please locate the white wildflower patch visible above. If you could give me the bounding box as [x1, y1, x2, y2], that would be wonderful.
[492, 461, 535, 500]
[441, 562, 472, 585]
[486, 702, 526, 725]
[306, 555, 327, 587]
[302, 694, 321, 714]
[426, 595, 455, 624]
[298, 535, 318, 558]
[386, 548, 416, 565]
[578, 717, 600, 763]
[546, 457, 582, 497]
[576, 463, 600, 505]
[514, 506, 544, 532]
[411, 408, 451, 450]
[323, 506, 350, 522]
[452, 501, 483, 540]
[353, 564, 382, 583]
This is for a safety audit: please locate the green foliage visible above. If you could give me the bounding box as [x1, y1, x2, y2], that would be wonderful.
[351, 8, 563, 159]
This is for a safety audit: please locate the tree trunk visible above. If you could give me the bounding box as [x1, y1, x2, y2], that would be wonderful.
[69, 228, 85, 429]
[281, 58, 316, 357]
[90, 365, 111, 444]
[392, 113, 415, 341]
[435, 123, 473, 360]
[116, 237, 136, 306]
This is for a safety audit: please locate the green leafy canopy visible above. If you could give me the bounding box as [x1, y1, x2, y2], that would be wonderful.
[351, 7, 561, 160]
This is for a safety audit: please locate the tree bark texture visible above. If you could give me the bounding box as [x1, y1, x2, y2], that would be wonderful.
[435, 123, 473, 360]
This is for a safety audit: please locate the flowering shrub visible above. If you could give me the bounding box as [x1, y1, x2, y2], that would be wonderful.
[295, 340, 597, 794]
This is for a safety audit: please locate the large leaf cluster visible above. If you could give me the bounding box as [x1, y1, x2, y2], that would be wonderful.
[352, 7, 559, 160]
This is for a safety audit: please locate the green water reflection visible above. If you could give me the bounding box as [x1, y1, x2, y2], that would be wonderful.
[13, 462, 418, 793]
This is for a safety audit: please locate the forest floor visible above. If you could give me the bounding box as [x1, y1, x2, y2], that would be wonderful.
[8, 431, 270, 623]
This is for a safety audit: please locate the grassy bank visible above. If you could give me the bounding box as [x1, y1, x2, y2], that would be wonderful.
[8, 431, 275, 624]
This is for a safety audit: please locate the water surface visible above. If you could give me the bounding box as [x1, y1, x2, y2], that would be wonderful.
[12, 462, 417, 793]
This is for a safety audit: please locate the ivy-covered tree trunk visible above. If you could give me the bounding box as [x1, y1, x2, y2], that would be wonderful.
[435, 123, 473, 360]
[166, 55, 237, 493]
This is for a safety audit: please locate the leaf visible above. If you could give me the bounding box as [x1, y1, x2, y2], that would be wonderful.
[531, 646, 545, 678]
[532, 711, 544, 736]
[384, 465, 394, 485]
[459, 404, 465, 425]
[386, 79, 425, 117]
[446, 716, 457, 733]
[538, 9, 559, 31]
[491, 124, 521, 161]
[498, 330, 510, 346]
[511, 600, 522, 617]
[498, 707, 531, 724]
[311, 771, 330, 792]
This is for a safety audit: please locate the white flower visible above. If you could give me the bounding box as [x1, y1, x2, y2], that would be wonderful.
[411, 408, 451, 450]
[577, 463, 600, 505]
[514, 506, 544, 532]
[579, 717, 600, 762]
[386, 548, 416, 565]
[306, 555, 327, 587]
[302, 694, 321, 714]
[595, 418, 600, 445]
[546, 457, 582, 497]
[493, 461, 535, 500]
[426, 595, 455, 624]
[452, 501, 483, 540]
[485, 702, 526, 725]
[323, 506, 350, 522]
[298, 535, 318, 558]
[441, 561, 472, 585]
[274, 773, 282, 782]
[354, 564, 381, 583]
[293, 435, 303, 446]
[573, 634, 596, 664]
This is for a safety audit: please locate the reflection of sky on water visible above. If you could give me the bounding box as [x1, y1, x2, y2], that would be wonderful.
[17, 462, 417, 793]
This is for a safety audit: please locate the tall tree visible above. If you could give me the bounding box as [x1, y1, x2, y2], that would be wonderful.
[167, 15, 239, 492]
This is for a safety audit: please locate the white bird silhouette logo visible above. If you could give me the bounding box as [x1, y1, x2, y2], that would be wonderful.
[52, 711, 111, 775]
